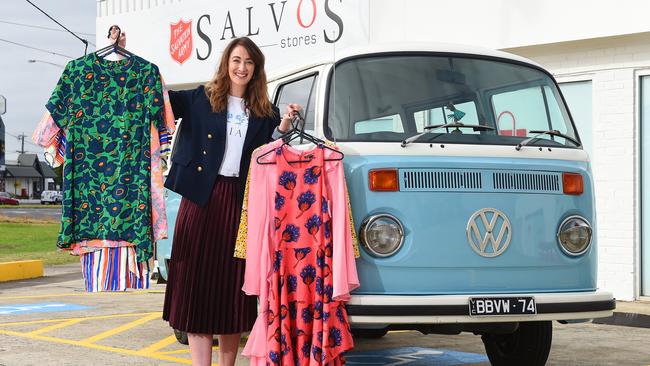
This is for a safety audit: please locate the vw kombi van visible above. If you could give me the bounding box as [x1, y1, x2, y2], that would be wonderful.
[158, 43, 615, 365]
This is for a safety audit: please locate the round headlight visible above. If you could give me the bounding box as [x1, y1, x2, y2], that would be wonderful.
[360, 214, 404, 257]
[557, 216, 592, 256]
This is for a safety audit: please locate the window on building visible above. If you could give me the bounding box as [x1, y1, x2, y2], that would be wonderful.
[559, 81, 593, 156]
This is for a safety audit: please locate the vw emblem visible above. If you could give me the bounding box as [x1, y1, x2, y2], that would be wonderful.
[466, 208, 512, 257]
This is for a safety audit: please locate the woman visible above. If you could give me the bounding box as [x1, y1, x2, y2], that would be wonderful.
[160, 37, 297, 365]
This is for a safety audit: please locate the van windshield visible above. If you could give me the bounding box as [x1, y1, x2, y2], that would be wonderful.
[326, 54, 580, 148]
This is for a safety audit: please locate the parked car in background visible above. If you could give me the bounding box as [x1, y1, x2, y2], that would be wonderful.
[0, 192, 19, 205]
[40, 190, 62, 205]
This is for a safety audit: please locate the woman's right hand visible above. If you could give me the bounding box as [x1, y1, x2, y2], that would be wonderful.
[108, 25, 126, 48]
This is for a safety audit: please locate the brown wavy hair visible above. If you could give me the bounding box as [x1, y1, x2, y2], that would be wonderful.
[204, 37, 274, 118]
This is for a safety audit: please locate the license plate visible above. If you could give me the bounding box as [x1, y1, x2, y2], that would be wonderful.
[469, 297, 536, 316]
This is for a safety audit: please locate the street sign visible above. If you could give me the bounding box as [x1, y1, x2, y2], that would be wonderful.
[0, 95, 5, 115]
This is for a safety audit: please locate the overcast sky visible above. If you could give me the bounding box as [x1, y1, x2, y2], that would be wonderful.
[0, 0, 96, 163]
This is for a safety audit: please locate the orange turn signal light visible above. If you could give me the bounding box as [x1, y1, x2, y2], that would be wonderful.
[369, 169, 399, 192]
[563, 172, 584, 195]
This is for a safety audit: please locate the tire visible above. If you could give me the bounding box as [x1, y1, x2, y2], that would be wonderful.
[351, 328, 388, 339]
[174, 329, 189, 345]
[481, 321, 552, 366]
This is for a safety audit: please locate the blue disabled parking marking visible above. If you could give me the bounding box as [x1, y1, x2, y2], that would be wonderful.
[347, 347, 488, 366]
[0, 303, 93, 315]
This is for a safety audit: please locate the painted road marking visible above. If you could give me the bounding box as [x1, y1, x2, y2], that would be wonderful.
[81, 312, 160, 343]
[1, 290, 165, 300]
[347, 347, 488, 366]
[0, 311, 201, 365]
[0, 302, 93, 315]
[29, 318, 85, 335]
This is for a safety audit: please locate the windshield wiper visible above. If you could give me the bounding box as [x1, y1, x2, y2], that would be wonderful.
[401, 122, 495, 147]
[515, 129, 581, 151]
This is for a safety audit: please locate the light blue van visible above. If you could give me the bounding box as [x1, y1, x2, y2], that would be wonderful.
[157, 43, 615, 365]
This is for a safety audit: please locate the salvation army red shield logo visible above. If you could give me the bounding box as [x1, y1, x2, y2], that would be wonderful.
[169, 19, 193, 65]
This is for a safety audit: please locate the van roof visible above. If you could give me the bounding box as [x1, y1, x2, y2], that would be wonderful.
[268, 42, 543, 82]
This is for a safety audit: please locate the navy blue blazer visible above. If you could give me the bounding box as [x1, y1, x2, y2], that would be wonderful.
[164, 86, 280, 206]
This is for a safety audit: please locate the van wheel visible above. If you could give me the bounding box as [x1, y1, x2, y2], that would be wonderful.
[352, 328, 388, 339]
[481, 321, 552, 366]
[174, 329, 189, 345]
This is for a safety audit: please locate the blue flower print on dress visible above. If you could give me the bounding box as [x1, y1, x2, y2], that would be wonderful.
[269, 351, 280, 365]
[314, 300, 324, 320]
[328, 327, 343, 348]
[301, 341, 312, 358]
[293, 247, 312, 268]
[305, 214, 322, 239]
[304, 166, 322, 185]
[282, 224, 300, 243]
[279, 171, 297, 197]
[275, 192, 285, 210]
[296, 191, 316, 218]
[273, 250, 282, 272]
[324, 219, 332, 239]
[321, 196, 328, 214]
[302, 304, 315, 324]
[336, 304, 346, 324]
[312, 345, 324, 363]
[287, 274, 298, 293]
[300, 264, 316, 286]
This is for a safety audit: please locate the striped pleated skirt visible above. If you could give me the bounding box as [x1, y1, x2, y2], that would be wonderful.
[162, 176, 256, 334]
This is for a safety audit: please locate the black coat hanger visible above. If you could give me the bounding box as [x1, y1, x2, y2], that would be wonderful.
[95, 25, 134, 58]
[256, 113, 344, 165]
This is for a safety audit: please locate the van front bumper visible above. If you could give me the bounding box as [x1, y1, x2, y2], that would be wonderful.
[346, 291, 615, 324]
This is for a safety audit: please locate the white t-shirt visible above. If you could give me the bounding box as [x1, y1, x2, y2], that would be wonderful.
[218, 95, 249, 177]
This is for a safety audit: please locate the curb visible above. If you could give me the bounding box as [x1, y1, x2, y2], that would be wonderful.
[0, 260, 44, 282]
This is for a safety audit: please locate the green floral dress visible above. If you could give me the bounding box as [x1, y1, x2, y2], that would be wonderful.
[46, 54, 166, 262]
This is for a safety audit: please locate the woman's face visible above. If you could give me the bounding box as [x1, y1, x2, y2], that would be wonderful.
[228, 45, 255, 89]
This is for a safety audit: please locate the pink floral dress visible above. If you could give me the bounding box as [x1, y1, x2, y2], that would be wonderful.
[267, 144, 354, 365]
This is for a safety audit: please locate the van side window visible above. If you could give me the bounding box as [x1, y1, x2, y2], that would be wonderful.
[275, 74, 318, 134]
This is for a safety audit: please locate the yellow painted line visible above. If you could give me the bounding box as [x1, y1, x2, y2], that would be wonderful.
[0, 290, 165, 300]
[81, 312, 161, 343]
[157, 348, 192, 355]
[157, 344, 221, 355]
[0, 312, 160, 327]
[0, 260, 43, 282]
[29, 318, 85, 335]
[138, 334, 178, 353]
[0, 328, 192, 364]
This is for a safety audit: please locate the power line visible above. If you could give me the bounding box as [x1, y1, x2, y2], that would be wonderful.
[24, 0, 90, 54]
[5, 131, 41, 149]
[0, 20, 96, 44]
[0, 38, 73, 58]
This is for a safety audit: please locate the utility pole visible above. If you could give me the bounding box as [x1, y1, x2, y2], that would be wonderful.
[17, 133, 26, 155]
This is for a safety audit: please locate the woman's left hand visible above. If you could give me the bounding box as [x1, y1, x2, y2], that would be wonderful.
[279, 104, 302, 133]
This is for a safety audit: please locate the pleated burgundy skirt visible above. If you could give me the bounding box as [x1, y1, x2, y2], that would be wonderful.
[162, 176, 256, 334]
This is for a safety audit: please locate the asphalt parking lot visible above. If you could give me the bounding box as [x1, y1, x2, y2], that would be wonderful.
[1, 264, 650, 366]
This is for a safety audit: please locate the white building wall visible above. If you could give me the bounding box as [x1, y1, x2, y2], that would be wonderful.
[504, 33, 650, 300]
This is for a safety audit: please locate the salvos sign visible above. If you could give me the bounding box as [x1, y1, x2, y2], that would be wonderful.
[97, 0, 369, 85]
